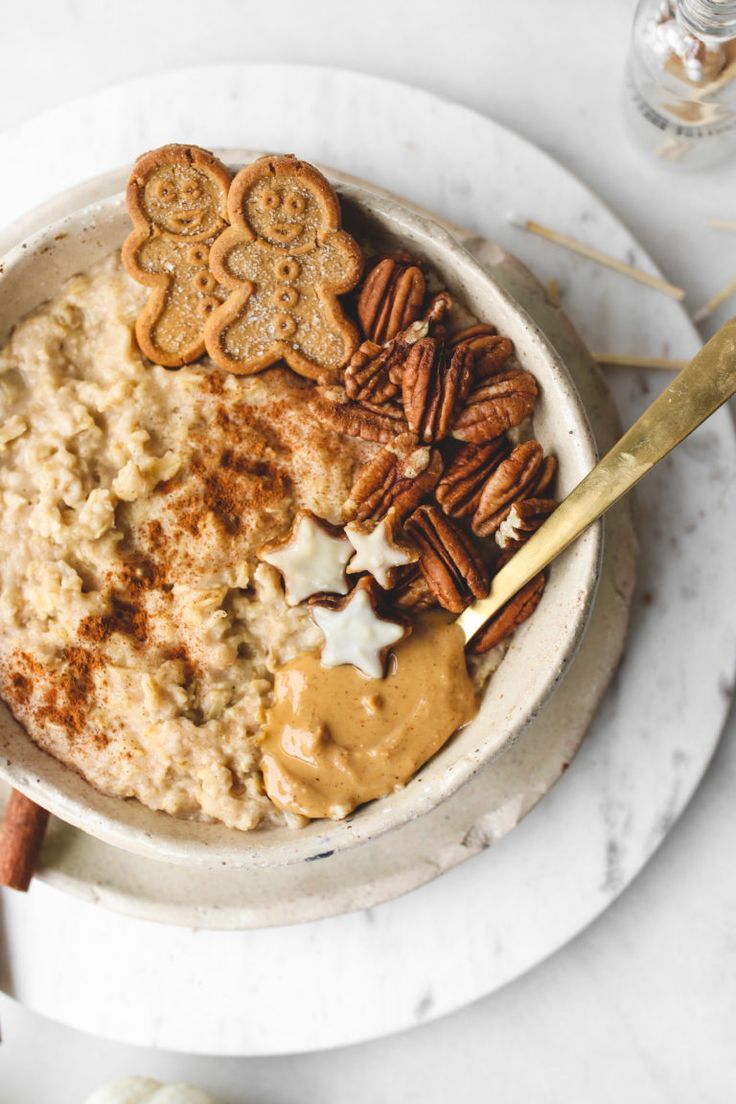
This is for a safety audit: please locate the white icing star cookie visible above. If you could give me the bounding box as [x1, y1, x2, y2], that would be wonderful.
[260, 512, 352, 606]
[345, 517, 417, 588]
[312, 581, 407, 678]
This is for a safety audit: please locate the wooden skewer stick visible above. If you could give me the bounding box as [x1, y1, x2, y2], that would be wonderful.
[510, 217, 685, 301]
[693, 278, 736, 323]
[546, 278, 561, 307]
[593, 353, 689, 371]
[0, 791, 49, 891]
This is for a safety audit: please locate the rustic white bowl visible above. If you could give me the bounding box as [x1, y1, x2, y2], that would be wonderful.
[0, 172, 600, 869]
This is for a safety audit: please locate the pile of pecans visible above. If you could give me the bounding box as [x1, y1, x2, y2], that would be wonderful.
[309, 253, 558, 654]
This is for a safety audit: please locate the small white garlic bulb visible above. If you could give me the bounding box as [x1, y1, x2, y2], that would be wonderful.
[84, 1076, 219, 1104]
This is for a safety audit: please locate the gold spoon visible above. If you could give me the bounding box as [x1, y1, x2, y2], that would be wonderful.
[457, 318, 736, 645]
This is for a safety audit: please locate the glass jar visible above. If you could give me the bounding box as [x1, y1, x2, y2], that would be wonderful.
[624, 0, 736, 167]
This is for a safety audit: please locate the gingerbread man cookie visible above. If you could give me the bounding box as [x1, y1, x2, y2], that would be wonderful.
[122, 144, 232, 368]
[204, 154, 363, 381]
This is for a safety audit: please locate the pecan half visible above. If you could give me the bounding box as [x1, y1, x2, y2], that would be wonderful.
[435, 439, 509, 519]
[530, 454, 557, 497]
[468, 571, 545, 654]
[344, 340, 400, 404]
[450, 325, 514, 380]
[496, 497, 557, 551]
[406, 504, 489, 613]
[391, 564, 437, 611]
[345, 317, 430, 405]
[449, 323, 496, 345]
[425, 290, 453, 327]
[343, 433, 443, 523]
[402, 336, 474, 443]
[310, 385, 405, 444]
[472, 440, 546, 537]
[385, 291, 454, 389]
[452, 369, 538, 444]
[358, 255, 426, 344]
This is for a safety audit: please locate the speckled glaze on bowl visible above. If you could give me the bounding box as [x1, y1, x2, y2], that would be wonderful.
[0, 168, 601, 869]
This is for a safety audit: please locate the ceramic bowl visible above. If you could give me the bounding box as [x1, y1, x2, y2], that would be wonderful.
[0, 166, 601, 868]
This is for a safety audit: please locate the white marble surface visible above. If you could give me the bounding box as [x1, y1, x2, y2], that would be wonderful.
[0, 116, 731, 1057]
[1, 0, 736, 1100]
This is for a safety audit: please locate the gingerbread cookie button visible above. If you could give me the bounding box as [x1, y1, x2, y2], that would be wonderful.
[192, 269, 217, 294]
[204, 154, 363, 382]
[273, 286, 300, 308]
[122, 144, 232, 368]
[274, 257, 301, 282]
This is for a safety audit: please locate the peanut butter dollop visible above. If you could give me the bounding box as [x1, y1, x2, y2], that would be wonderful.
[259, 612, 477, 820]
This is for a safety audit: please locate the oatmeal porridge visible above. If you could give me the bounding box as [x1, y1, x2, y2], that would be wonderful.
[0, 254, 369, 830]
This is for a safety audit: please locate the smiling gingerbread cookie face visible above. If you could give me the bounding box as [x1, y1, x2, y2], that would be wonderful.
[243, 171, 332, 249]
[204, 154, 363, 381]
[140, 162, 225, 238]
[129, 145, 231, 241]
[122, 144, 232, 367]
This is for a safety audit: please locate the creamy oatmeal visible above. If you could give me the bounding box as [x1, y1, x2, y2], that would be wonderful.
[0, 253, 371, 830]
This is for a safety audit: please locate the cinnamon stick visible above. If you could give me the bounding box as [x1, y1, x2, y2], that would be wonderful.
[0, 791, 49, 891]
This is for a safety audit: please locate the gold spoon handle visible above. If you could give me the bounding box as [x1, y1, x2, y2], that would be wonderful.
[457, 318, 736, 644]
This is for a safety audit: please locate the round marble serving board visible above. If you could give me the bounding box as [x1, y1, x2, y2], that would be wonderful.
[0, 69, 734, 1057]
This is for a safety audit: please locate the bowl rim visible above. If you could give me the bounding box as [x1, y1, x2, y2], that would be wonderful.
[0, 168, 602, 868]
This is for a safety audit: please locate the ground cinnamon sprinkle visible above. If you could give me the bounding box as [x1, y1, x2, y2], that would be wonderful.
[163, 438, 293, 540]
[8, 671, 32, 707]
[199, 369, 226, 395]
[79, 593, 149, 645]
[4, 647, 105, 747]
[165, 643, 202, 683]
[6, 652, 46, 696]
[40, 646, 99, 735]
[113, 555, 166, 593]
[155, 472, 183, 497]
[144, 519, 165, 550]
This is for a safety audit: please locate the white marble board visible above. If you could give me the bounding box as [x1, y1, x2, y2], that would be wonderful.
[0, 68, 734, 1056]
